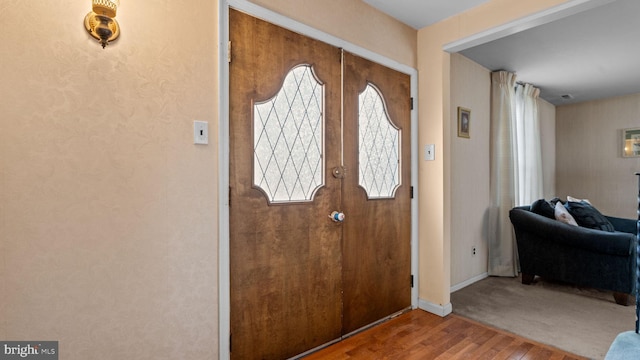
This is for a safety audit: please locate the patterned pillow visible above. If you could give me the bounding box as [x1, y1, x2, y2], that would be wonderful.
[564, 200, 615, 232]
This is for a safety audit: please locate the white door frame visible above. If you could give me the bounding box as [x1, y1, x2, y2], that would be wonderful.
[217, 1, 419, 358]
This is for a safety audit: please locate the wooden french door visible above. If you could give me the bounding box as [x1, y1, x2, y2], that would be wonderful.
[341, 52, 412, 334]
[229, 9, 411, 359]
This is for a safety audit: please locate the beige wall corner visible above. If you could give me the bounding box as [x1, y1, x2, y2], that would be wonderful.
[417, 0, 577, 309]
[539, 98, 557, 199]
[449, 54, 491, 287]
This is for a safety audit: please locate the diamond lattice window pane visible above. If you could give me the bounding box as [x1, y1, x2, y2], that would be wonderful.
[358, 84, 401, 199]
[253, 65, 324, 203]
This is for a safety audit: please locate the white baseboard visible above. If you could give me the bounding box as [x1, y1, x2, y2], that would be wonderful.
[450, 272, 489, 293]
[418, 298, 452, 317]
[417, 273, 489, 317]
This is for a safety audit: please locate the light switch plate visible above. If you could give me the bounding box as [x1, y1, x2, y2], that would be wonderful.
[425, 144, 435, 161]
[194, 121, 208, 145]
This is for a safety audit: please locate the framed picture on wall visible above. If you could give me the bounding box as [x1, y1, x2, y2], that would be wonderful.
[622, 127, 640, 157]
[457, 107, 471, 138]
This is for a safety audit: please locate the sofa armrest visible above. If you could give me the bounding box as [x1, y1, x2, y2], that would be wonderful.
[509, 208, 635, 256]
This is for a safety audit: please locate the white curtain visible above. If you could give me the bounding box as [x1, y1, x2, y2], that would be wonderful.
[488, 71, 518, 277]
[488, 72, 544, 276]
[514, 83, 544, 206]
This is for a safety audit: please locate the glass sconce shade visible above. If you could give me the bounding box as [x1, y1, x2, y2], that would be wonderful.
[92, 0, 119, 18]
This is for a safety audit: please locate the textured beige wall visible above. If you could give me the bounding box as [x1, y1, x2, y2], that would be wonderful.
[448, 57, 557, 289]
[556, 94, 640, 218]
[539, 98, 557, 199]
[417, 0, 571, 307]
[247, 0, 417, 68]
[449, 54, 491, 286]
[0, 1, 219, 359]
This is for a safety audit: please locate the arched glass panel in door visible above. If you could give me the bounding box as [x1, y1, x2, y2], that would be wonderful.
[253, 64, 325, 204]
[358, 83, 401, 199]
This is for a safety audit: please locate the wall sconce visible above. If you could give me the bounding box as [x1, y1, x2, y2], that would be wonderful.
[84, 0, 120, 48]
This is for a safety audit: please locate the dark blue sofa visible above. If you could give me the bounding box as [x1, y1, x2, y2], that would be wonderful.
[509, 206, 637, 305]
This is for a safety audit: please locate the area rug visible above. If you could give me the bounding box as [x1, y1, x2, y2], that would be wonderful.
[451, 275, 636, 359]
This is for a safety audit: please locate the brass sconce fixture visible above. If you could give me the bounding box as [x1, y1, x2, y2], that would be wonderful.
[84, 0, 120, 48]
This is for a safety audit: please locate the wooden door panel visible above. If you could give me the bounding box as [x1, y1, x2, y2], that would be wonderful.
[230, 11, 412, 357]
[229, 9, 343, 359]
[341, 52, 412, 334]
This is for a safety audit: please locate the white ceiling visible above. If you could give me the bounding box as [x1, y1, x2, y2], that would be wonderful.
[364, 0, 640, 105]
[362, 0, 491, 29]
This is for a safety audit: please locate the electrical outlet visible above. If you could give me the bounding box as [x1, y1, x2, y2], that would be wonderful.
[472, 246, 477, 256]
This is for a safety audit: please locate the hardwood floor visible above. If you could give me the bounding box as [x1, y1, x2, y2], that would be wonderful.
[303, 310, 586, 360]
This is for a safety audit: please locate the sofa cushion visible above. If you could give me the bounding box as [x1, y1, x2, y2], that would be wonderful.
[530, 199, 555, 219]
[554, 201, 578, 226]
[565, 200, 615, 232]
